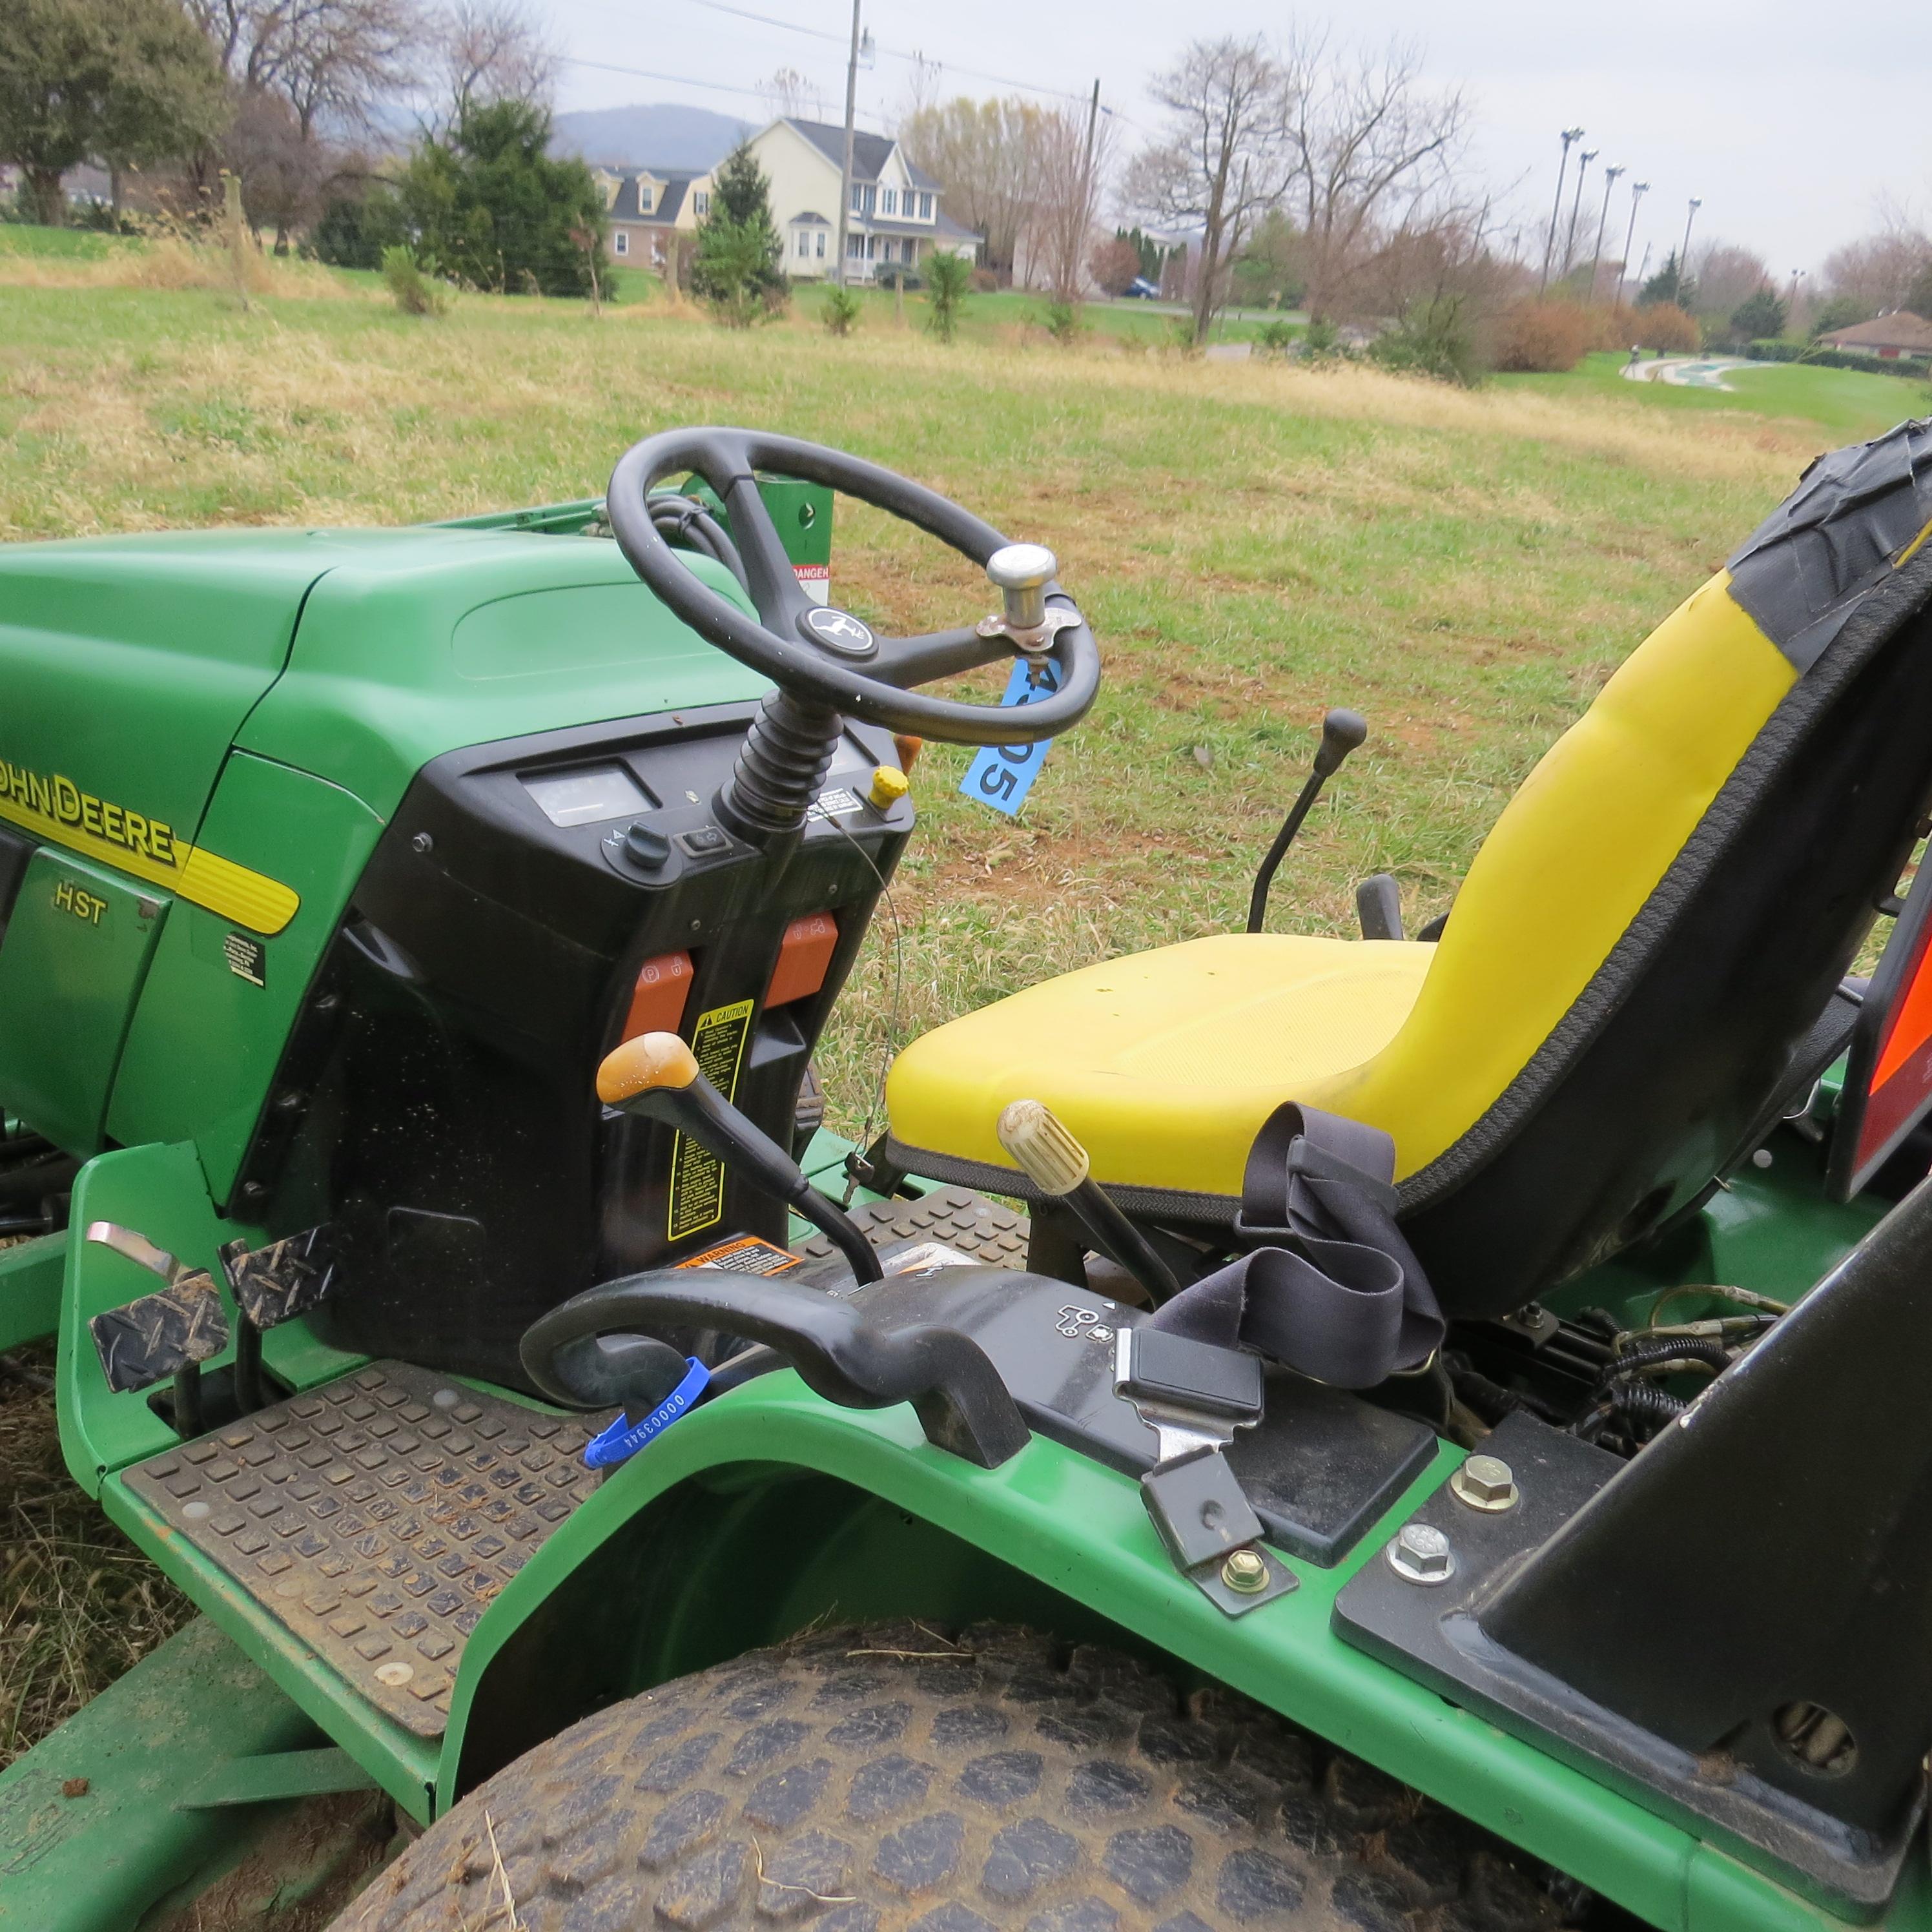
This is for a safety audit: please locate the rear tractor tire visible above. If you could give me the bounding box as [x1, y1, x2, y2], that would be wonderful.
[334, 1622, 1610, 1932]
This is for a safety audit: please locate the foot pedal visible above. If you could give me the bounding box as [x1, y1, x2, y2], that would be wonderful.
[85, 1222, 230, 1393]
[123, 1361, 609, 1736]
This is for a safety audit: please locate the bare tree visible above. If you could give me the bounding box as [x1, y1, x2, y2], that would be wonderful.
[1277, 32, 1468, 323]
[1824, 206, 1932, 312]
[757, 65, 823, 125]
[1687, 239, 1771, 320]
[192, 0, 423, 139]
[437, 0, 553, 127]
[1127, 37, 1295, 344]
[899, 96, 1044, 282]
[1025, 101, 1116, 302]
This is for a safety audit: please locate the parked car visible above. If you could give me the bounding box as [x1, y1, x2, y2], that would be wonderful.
[1123, 276, 1160, 298]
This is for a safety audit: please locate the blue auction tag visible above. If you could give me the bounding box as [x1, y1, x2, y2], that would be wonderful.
[961, 657, 1064, 817]
[582, 1357, 710, 1470]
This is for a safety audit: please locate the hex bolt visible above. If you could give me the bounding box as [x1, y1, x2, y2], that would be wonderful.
[1387, 1521, 1455, 1585]
[1450, 1453, 1520, 1514]
[411, 831, 434, 856]
[1221, 1548, 1269, 1594]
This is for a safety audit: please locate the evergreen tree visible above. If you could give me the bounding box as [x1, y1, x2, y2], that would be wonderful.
[373, 99, 606, 297]
[690, 145, 788, 327]
[1639, 249, 1694, 311]
[1729, 289, 1785, 344]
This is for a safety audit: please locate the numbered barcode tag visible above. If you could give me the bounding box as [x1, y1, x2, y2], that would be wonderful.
[961, 657, 1064, 817]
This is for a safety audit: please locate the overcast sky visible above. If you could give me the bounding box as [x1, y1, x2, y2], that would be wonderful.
[542, 0, 1929, 278]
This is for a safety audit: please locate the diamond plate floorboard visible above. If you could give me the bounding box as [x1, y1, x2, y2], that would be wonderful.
[792, 1184, 1031, 1271]
[122, 1361, 607, 1738]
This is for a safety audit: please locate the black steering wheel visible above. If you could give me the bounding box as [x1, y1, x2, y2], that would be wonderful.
[606, 427, 1101, 746]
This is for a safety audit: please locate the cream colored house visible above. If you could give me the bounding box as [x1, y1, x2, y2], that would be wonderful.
[741, 119, 980, 283]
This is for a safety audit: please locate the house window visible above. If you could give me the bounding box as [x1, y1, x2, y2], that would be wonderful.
[919, 192, 932, 220]
[640, 186, 654, 213]
[862, 185, 876, 215]
[902, 238, 916, 263]
[796, 232, 808, 256]
[613, 230, 629, 256]
[816, 231, 825, 258]
[847, 233, 863, 259]
[693, 190, 709, 216]
[850, 184, 863, 213]
[881, 189, 897, 215]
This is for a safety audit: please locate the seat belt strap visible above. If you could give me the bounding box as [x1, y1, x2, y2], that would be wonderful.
[1148, 1103, 1444, 1388]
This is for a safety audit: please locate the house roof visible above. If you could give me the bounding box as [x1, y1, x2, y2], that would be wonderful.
[781, 119, 940, 192]
[608, 174, 699, 225]
[1820, 312, 1932, 352]
[787, 211, 831, 227]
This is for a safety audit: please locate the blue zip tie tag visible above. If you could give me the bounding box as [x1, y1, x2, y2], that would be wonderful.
[961, 655, 1065, 817]
[583, 1357, 710, 1470]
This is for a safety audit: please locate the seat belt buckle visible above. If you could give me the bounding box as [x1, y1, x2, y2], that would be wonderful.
[1113, 1327, 1297, 1616]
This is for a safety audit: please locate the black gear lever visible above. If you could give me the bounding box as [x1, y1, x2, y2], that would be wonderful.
[1247, 708, 1368, 934]
[597, 1033, 884, 1286]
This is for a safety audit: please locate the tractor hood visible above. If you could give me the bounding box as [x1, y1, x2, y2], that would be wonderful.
[0, 524, 768, 869]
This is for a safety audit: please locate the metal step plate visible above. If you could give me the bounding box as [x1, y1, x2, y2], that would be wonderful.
[792, 1184, 1030, 1273]
[123, 1362, 606, 1738]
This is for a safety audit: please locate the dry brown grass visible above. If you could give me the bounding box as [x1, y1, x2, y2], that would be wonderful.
[0, 235, 355, 301]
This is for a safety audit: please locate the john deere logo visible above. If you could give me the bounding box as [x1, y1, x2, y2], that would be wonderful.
[800, 606, 876, 657]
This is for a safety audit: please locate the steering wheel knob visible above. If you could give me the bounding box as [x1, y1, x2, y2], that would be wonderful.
[986, 543, 1058, 630]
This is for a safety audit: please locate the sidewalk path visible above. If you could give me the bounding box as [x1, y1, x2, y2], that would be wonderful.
[1621, 355, 1756, 391]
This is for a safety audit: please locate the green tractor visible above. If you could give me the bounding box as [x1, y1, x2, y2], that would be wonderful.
[3, 420, 1932, 1932]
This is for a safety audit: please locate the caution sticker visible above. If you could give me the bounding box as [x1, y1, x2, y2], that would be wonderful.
[666, 998, 754, 1242]
[675, 1233, 802, 1276]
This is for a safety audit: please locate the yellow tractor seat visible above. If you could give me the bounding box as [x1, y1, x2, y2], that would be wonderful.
[886, 932, 1434, 1202]
[885, 420, 1932, 1319]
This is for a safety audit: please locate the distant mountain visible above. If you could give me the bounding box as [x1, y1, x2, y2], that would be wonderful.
[551, 102, 752, 172]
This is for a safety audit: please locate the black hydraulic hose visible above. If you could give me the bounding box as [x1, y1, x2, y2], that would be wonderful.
[1601, 1336, 1731, 1384]
[649, 495, 749, 593]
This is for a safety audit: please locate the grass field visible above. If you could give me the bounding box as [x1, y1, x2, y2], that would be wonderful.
[0, 254, 1878, 1759]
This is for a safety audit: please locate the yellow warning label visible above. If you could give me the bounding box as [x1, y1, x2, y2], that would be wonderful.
[666, 998, 754, 1242]
[0, 754, 299, 935]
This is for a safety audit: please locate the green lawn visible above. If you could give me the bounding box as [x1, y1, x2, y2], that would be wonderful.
[0, 221, 133, 260]
[1498, 348, 1926, 440]
[0, 267, 1826, 1754]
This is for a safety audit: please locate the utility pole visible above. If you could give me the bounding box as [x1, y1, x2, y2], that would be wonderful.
[1074, 77, 1100, 301]
[1587, 164, 1623, 303]
[1541, 127, 1584, 292]
[834, 0, 862, 288]
[1678, 196, 1702, 305]
[1562, 149, 1596, 283]
[1619, 180, 1649, 304]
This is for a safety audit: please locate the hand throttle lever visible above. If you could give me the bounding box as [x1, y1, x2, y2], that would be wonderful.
[597, 1033, 884, 1285]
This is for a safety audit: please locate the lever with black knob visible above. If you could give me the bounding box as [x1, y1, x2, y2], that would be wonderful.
[597, 1033, 883, 1285]
[1247, 708, 1368, 934]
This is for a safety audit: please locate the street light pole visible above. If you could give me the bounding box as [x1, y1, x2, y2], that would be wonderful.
[834, 0, 862, 289]
[1678, 196, 1702, 305]
[1540, 127, 1583, 293]
[1619, 180, 1649, 304]
[1563, 149, 1597, 283]
[1588, 164, 1623, 303]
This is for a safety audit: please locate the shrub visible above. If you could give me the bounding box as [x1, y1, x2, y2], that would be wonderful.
[1634, 303, 1700, 353]
[822, 285, 860, 336]
[1254, 318, 1299, 356]
[925, 251, 971, 342]
[1088, 234, 1142, 298]
[1298, 318, 1356, 365]
[381, 245, 447, 316]
[690, 145, 788, 327]
[1368, 296, 1485, 387]
[1040, 300, 1080, 344]
[1745, 340, 1930, 379]
[1490, 300, 1592, 373]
